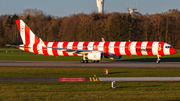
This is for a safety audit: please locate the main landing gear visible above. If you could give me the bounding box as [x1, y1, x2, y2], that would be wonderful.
[157, 55, 161, 64]
[80, 60, 99, 63]
[91, 60, 99, 63]
[80, 60, 88, 63]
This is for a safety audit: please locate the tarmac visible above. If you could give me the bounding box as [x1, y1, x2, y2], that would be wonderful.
[0, 61, 180, 82]
[0, 61, 180, 68]
[1, 77, 180, 82]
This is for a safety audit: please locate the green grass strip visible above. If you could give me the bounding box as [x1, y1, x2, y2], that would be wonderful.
[0, 81, 180, 101]
[0, 67, 180, 78]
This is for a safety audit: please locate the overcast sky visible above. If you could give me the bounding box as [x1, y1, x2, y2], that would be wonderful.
[0, 0, 180, 17]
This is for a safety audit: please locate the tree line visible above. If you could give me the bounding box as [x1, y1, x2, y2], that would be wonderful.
[0, 9, 180, 49]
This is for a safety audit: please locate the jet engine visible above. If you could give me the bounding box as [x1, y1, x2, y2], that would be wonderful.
[87, 51, 104, 60]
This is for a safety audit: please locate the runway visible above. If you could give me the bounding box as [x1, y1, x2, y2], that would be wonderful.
[0, 61, 180, 68]
[0, 61, 179, 82]
[1, 77, 180, 82]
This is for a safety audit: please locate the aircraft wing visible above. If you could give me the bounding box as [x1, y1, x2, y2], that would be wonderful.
[47, 47, 106, 54]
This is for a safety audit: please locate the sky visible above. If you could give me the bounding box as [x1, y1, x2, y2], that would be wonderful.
[0, 0, 180, 17]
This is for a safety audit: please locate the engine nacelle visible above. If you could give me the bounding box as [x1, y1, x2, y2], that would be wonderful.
[106, 55, 122, 60]
[87, 51, 104, 60]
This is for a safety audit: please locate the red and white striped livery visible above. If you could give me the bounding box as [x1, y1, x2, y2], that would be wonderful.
[14, 20, 177, 63]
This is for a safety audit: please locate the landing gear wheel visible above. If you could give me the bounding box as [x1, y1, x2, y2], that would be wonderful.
[80, 60, 84, 63]
[92, 60, 95, 63]
[96, 60, 99, 63]
[80, 60, 88, 63]
[85, 60, 88, 63]
[92, 60, 99, 63]
[156, 60, 160, 64]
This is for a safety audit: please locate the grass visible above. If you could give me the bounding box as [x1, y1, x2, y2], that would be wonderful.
[0, 67, 180, 78]
[1, 81, 180, 101]
[0, 48, 179, 62]
[0, 67, 180, 100]
[0, 48, 180, 100]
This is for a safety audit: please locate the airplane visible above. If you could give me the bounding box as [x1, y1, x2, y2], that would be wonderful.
[8, 19, 177, 63]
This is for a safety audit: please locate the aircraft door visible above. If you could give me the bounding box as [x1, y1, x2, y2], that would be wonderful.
[158, 42, 165, 55]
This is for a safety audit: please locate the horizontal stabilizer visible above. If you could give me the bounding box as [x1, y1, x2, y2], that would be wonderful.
[6, 44, 31, 48]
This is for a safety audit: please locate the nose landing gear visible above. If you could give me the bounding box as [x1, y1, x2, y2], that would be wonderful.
[157, 55, 161, 63]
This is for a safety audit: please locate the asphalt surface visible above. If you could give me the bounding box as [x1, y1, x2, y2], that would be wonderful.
[99, 77, 180, 81]
[0, 61, 180, 82]
[0, 61, 180, 68]
[0, 78, 60, 82]
[1, 77, 180, 82]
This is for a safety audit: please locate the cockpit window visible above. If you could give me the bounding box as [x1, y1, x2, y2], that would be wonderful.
[165, 46, 173, 48]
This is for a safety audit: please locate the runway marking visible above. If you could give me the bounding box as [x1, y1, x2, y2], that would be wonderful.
[59, 78, 85, 81]
[58, 77, 100, 81]
[93, 77, 95, 81]
[89, 77, 100, 81]
[99, 78, 102, 81]
[89, 77, 92, 81]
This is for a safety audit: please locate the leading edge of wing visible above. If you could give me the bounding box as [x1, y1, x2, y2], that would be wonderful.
[47, 47, 106, 54]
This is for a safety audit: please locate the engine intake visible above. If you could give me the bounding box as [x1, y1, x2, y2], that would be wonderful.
[87, 51, 103, 60]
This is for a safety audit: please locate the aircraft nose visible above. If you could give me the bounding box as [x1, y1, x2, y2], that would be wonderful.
[170, 48, 177, 55]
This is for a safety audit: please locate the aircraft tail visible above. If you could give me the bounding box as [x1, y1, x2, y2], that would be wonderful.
[15, 20, 40, 45]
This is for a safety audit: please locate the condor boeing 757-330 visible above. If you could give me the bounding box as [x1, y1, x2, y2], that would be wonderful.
[8, 20, 177, 63]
